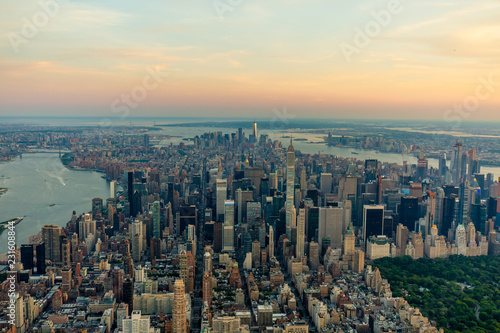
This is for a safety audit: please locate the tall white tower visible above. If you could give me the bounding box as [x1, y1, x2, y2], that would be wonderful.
[286, 138, 295, 240]
[296, 208, 305, 259]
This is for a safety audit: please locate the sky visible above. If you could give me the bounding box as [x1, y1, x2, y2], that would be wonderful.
[1, 0, 499, 121]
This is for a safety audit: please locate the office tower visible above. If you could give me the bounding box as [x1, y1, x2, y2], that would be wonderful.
[454, 141, 462, 184]
[203, 272, 212, 307]
[458, 180, 470, 224]
[92, 198, 103, 216]
[400, 197, 419, 232]
[269, 225, 275, 258]
[496, 177, 500, 228]
[320, 173, 333, 195]
[216, 179, 227, 220]
[252, 121, 258, 142]
[223, 200, 235, 252]
[343, 223, 355, 256]
[296, 208, 305, 259]
[214, 222, 223, 253]
[308, 207, 320, 242]
[363, 205, 384, 243]
[61, 237, 71, 266]
[128, 171, 135, 217]
[79, 213, 96, 240]
[36, 242, 46, 274]
[110, 180, 117, 199]
[318, 206, 344, 250]
[143, 133, 149, 147]
[309, 241, 319, 270]
[42, 225, 61, 263]
[353, 250, 365, 273]
[396, 223, 409, 256]
[152, 201, 161, 238]
[123, 278, 134, 310]
[300, 168, 307, 191]
[455, 223, 467, 255]
[246, 202, 262, 226]
[441, 197, 456, 235]
[252, 240, 261, 266]
[416, 149, 428, 180]
[286, 138, 295, 240]
[173, 279, 187, 333]
[439, 153, 447, 177]
[339, 174, 358, 201]
[21, 244, 34, 271]
[130, 220, 143, 262]
[122, 311, 152, 333]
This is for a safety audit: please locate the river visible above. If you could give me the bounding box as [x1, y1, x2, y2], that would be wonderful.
[0, 154, 109, 254]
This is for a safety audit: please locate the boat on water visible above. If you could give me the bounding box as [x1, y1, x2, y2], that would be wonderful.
[351, 152, 359, 155]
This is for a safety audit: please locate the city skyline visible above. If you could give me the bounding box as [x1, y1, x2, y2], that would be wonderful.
[1, 0, 500, 120]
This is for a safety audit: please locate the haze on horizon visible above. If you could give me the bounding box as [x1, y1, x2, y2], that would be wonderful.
[1, 0, 499, 121]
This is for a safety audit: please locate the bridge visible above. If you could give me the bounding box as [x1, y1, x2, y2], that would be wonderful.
[20, 150, 72, 157]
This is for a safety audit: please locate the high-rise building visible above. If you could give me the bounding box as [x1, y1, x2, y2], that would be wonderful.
[216, 179, 227, 220]
[363, 205, 384, 244]
[130, 220, 143, 262]
[223, 200, 235, 252]
[173, 279, 187, 333]
[203, 272, 212, 308]
[92, 198, 103, 216]
[318, 206, 344, 250]
[152, 201, 161, 238]
[110, 180, 117, 199]
[400, 197, 419, 232]
[36, 242, 46, 274]
[42, 225, 61, 263]
[296, 208, 305, 259]
[286, 138, 295, 240]
[122, 311, 153, 333]
[309, 241, 319, 270]
[79, 213, 96, 240]
[20, 244, 34, 271]
[128, 171, 138, 217]
[61, 237, 71, 266]
[269, 225, 275, 258]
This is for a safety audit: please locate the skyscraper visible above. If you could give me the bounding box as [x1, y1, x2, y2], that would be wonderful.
[400, 197, 419, 232]
[20, 244, 34, 271]
[173, 279, 187, 333]
[36, 242, 46, 274]
[253, 121, 258, 143]
[130, 220, 143, 262]
[223, 200, 235, 252]
[203, 272, 212, 307]
[110, 180, 117, 199]
[286, 138, 295, 239]
[152, 201, 161, 238]
[42, 225, 61, 263]
[363, 205, 384, 243]
[296, 208, 305, 259]
[216, 179, 227, 220]
[269, 225, 275, 258]
[128, 171, 135, 217]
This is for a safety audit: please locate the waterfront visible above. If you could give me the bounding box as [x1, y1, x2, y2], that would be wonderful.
[0, 153, 109, 254]
[154, 126, 500, 179]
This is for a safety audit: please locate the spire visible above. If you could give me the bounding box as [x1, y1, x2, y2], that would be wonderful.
[288, 133, 295, 152]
